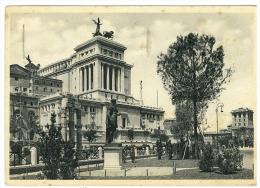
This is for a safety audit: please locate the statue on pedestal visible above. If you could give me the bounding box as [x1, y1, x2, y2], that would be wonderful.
[92, 17, 103, 37]
[106, 99, 121, 144]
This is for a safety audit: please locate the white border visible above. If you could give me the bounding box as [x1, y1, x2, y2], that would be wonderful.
[0, 1, 259, 188]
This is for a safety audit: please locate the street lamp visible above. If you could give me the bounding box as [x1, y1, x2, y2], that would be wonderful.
[216, 102, 224, 151]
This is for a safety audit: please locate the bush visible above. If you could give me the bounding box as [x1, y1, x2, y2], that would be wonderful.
[199, 144, 215, 172]
[217, 147, 243, 174]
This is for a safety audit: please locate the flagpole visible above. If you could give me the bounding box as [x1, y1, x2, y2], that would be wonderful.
[156, 90, 158, 107]
[22, 24, 25, 64]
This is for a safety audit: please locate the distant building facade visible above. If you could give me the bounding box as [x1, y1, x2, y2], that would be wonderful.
[231, 107, 254, 147]
[204, 131, 231, 145]
[163, 118, 177, 143]
[10, 63, 63, 142]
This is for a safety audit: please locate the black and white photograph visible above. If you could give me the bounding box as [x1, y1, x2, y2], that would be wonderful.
[3, 4, 257, 186]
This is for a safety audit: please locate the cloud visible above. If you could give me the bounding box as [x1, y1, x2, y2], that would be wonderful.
[8, 12, 256, 130]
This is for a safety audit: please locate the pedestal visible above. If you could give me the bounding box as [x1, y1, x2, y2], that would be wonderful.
[30, 147, 37, 165]
[103, 143, 122, 170]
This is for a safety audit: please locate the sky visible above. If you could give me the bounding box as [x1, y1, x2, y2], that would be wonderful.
[7, 7, 256, 131]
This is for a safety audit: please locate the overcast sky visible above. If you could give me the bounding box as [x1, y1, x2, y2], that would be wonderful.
[7, 7, 256, 131]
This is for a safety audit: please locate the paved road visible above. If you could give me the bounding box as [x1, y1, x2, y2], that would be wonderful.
[241, 149, 254, 169]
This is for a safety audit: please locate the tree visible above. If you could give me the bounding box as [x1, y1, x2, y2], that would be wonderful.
[157, 33, 232, 158]
[83, 129, 98, 147]
[151, 127, 169, 143]
[127, 129, 134, 142]
[172, 102, 193, 144]
[38, 113, 78, 179]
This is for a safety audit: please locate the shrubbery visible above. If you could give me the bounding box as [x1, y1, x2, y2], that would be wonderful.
[199, 144, 215, 172]
[217, 147, 243, 174]
[199, 144, 244, 174]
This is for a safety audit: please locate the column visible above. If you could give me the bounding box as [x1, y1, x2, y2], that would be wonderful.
[121, 67, 125, 93]
[145, 147, 150, 156]
[30, 147, 37, 165]
[85, 66, 88, 91]
[68, 107, 75, 142]
[60, 108, 67, 141]
[76, 109, 82, 150]
[101, 63, 103, 89]
[90, 64, 93, 90]
[82, 67, 85, 92]
[98, 146, 103, 159]
[79, 68, 82, 92]
[118, 68, 122, 92]
[112, 66, 115, 91]
[107, 65, 110, 90]
[102, 105, 107, 131]
[134, 147, 138, 157]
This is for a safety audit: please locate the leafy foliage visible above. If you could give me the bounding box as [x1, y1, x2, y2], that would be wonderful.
[83, 129, 98, 144]
[172, 102, 193, 142]
[38, 113, 78, 179]
[157, 33, 232, 157]
[127, 129, 134, 142]
[150, 128, 169, 142]
[218, 135, 232, 148]
[199, 144, 215, 172]
[216, 147, 243, 174]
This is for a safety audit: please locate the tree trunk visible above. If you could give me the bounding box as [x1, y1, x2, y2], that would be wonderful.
[193, 99, 199, 159]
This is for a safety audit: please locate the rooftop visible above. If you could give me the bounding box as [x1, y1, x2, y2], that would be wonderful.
[74, 36, 127, 52]
[231, 107, 253, 114]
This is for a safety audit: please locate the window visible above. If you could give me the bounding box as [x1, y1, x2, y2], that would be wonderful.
[50, 89, 53, 92]
[90, 107, 95, 113]
[35, 86, 38, 91]
[125, 96, 127, 102]
[23, 88, 27, 92]
[34, 80, 38, 84]
[43, 88, 47, 92]
[122, 117, 126, 128]
[30, 102, 33, 106]
[90, 49, 93, 53]
[109, 51, 113, 57]
[103, 49, 107, 55]
[119, 54, 122, 59]
[57, 83, 60, 87]
[15, 87, 19, 92]
[24, 101, 27, 105]
[15, 77, 19, 81]
[50, 83, 53, 86]
[115, 53, 118, 58]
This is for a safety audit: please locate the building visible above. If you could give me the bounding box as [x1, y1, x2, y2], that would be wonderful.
[163, 118, 177, 143]
[37, 34, 164, 148]
[231, 107, 254, 147]
[10, 62, 63, 142]
[204, 131, 232, 145]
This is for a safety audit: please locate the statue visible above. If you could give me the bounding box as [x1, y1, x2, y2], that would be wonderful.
[103, 31, 114, 39]
[106, 99, 121, 144]
[25, 54, 32, 64]
[92, 17, 103, 37]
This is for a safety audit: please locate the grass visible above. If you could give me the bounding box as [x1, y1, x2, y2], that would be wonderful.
[123, 156, 199, 168]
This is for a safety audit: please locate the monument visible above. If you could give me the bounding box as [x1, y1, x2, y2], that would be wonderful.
[103, 99, 123, 170]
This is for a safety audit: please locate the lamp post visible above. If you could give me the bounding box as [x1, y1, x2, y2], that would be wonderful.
[216, 103, 224, 151]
